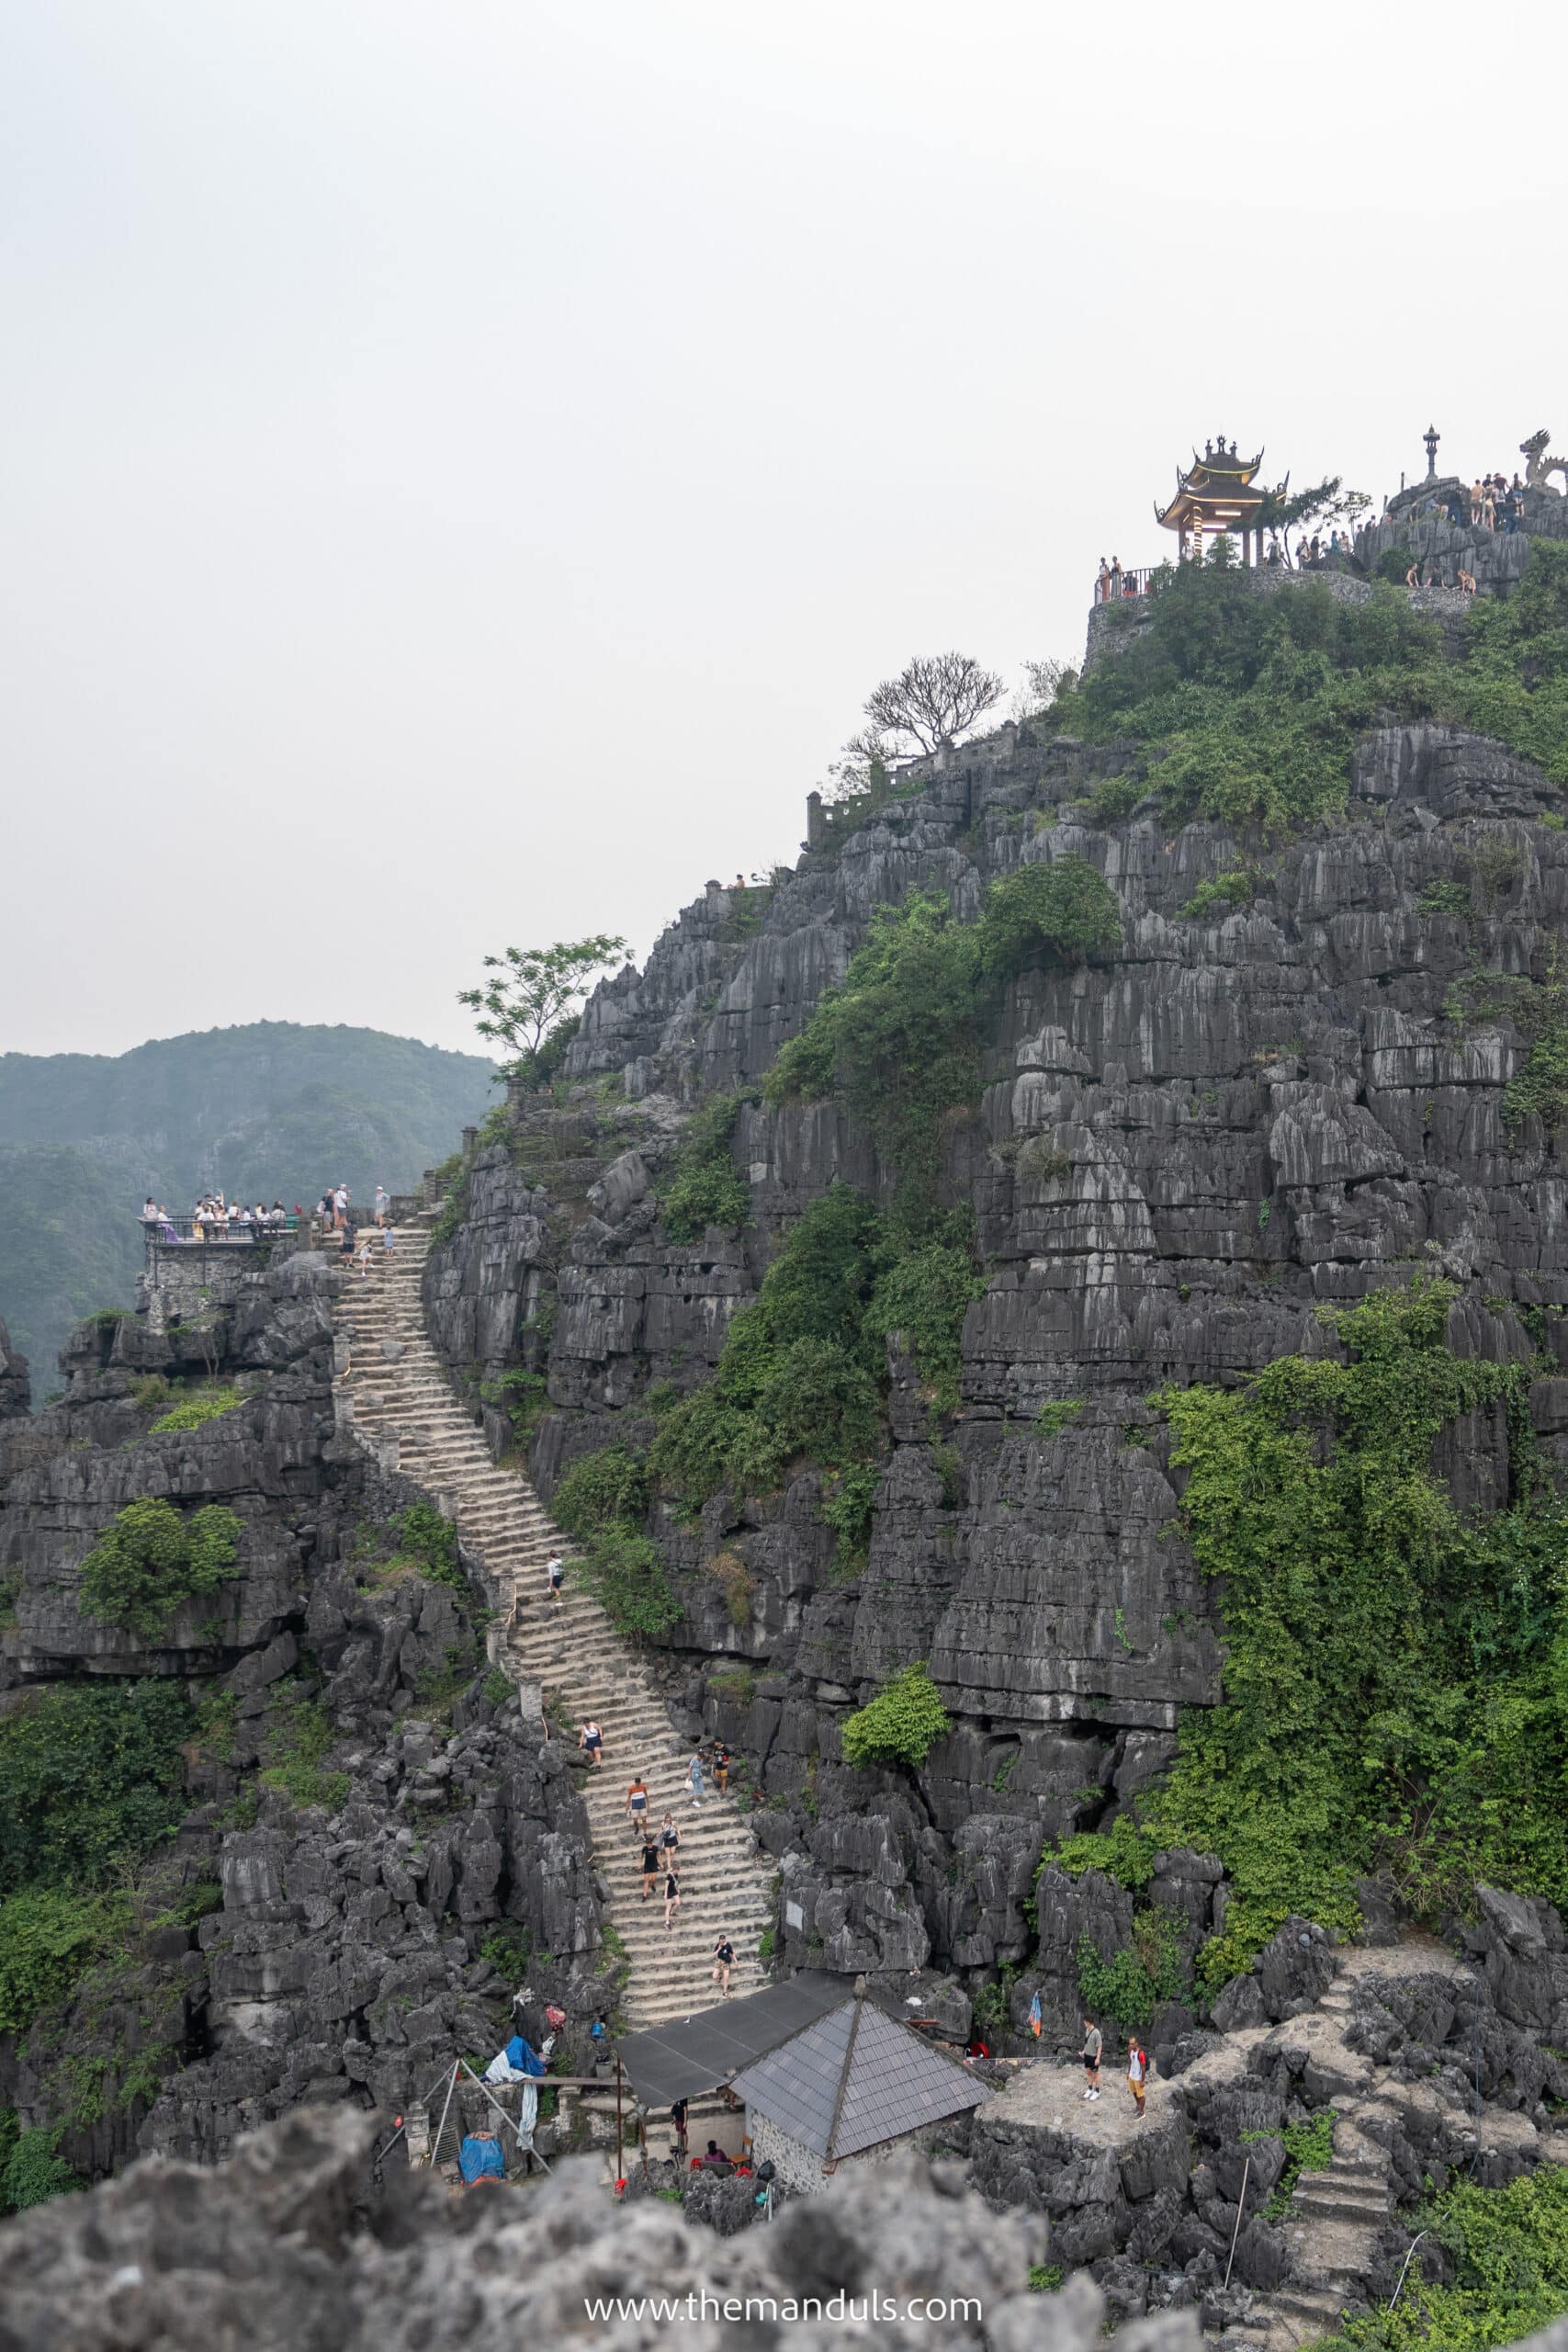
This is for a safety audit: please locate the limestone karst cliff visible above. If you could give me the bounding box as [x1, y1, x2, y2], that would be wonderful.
[422, 543, 1568, 2052]
[6, 530, 1568, 2351]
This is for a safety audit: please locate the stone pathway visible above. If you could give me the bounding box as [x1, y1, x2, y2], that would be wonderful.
[1218, 1938, 1541, 2352]
[333, 1216, 773, 2029]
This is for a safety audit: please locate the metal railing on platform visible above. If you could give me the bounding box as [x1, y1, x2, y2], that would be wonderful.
[1093, 566, 1161, 605]
[141, 1216, 294, 1246]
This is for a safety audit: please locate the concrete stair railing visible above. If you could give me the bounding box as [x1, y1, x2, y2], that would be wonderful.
[332, 1216, 775, 2030]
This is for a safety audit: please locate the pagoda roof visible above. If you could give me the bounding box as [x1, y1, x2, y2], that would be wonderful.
[1179, 446, 1265, 490]
[1155, 441, 1285, 531]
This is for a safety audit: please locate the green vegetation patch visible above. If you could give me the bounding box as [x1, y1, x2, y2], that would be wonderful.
[1050, 543, 1568, 831]
[1328, 2162, 1568, 2352]
[649, 1185, 985, 1519]
[1077, 1907, 1184, 2033]
[0, 1680, 192, 2035]
[1456, 969, 1568, 1137]
[0, 2114, 84, 2214]
[1050, 1282, 1566, 1986]
[148, 1385, 245, 1433]
[842, 1663, 952, 1770]
[0, 1680, 193, 1894]
[259, 1698, 350, 1812]
[659, 1092, 753, 1244]
[78, 1498, 242, 1639]
[550, 1446, 680, 1642]
[0, 1888, 135, 2038]
[766, 869, 1117, 1206]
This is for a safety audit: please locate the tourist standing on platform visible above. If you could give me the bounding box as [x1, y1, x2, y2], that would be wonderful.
[374, 1183, 389, 1226]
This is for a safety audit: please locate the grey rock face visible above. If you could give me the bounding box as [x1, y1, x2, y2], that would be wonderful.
[0, 1256, 603, 2181]
[416, 715, 1567, 2016]
[0, 2103, 1198, 2352]
[0, 1314, 28, 1419]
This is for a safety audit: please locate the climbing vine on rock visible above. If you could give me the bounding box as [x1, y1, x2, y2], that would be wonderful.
[1053, 1281, 1568, 1985]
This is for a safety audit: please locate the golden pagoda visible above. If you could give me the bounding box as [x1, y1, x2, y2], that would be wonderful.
[1155, 436, 1286, 567]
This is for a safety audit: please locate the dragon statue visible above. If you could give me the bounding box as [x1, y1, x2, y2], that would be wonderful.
[1520, 429, 1568, 494]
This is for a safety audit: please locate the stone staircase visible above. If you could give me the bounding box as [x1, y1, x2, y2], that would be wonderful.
[332, 1214, 774, 2030]
[1223, 1942, 1480, 2352]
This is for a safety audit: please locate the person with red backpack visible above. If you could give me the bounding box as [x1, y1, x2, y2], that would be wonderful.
[1127, 2034, 1149, 2117]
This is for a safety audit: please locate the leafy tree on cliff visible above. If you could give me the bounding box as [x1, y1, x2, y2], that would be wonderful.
[458, 934, 629, 1087]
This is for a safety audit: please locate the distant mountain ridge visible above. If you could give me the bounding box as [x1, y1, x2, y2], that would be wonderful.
[0, 1022, 496, 1394]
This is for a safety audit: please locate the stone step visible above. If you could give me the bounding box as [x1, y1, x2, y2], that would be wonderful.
[1292, 2183, 1389, 2225]
[1271, 2288, 1349, 2329]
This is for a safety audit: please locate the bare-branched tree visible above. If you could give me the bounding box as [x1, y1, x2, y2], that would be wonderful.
[863, 651, 1006, 755]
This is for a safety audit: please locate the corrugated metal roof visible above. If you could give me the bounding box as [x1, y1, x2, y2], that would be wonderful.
[730, 1995, 987, 2160]
[616, 1973, 846, 2110]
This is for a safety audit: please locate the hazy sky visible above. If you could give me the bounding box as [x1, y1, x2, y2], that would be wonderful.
[5, 1, 1564, 1060]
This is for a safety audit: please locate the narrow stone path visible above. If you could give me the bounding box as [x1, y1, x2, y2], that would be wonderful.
[333, 1216, 773, 2029]
[1216, 1938, 1537, 2352]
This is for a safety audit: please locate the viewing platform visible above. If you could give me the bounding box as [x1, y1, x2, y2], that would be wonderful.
[1092, 564, 1160, 604]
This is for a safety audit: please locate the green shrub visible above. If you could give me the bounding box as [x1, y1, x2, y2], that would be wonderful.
[479, 1928, 533, 1979]
[1248, 2111, 1336, 2218]
[547, 1445, 678, 1637]
[1328, 2161, 1568, 2352]
[841, 1663, 951, 1770]
[259, 1702, 349, 1812]
[820, 1462, 880, 1573]
[386, 1500, 466, 1589]
[77, 1498, 242, 1638]
[707, 1548, 755, 1628]
[578, 1524, 681, 1641]
[765, 894, 984, 1203]
[0, 1680, 193, 1894]
[1077, 1908, 1183, 2032]
[1417, 878, 1472, 917]
[649, 1189, 978, 1512]
[1035, 1398, 1083, 1438]
[552, 1446, 650, 1537]
[1047, 542, 1568, 831]
[660, 1093, 752, 1244]
[148, 1385, 244, 1433]
[0, 2116, 83, 2213]
[1179, 869, 1254, 920]
[977, 857, 1121, 978]
[0, 1887, 133, 2036]
[479, 1368, 549, 1442]
[862, 1216, 988, 1416]
[1455, 540, 1568, 785]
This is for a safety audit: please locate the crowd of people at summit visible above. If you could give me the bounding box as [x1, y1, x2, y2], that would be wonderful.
[139, 1182, 394, 1241]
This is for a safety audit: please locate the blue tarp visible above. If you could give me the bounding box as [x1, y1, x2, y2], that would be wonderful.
[503, 2035, 547, 2078]
[458, 2134, 505, 2186]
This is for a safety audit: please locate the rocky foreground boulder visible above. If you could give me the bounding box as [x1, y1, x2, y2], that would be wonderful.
[0, 2104, 1150, 2352]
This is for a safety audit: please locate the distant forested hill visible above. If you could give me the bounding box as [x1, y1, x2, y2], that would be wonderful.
[0, 1023, 496, 1395]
